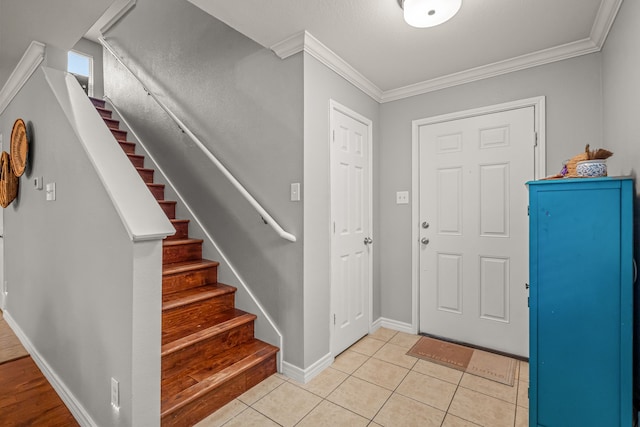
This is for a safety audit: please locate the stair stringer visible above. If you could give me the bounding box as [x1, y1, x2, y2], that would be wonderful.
[104, 97, 284, 370]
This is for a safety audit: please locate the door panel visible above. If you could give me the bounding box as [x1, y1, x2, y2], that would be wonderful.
[331, 105, 372, 356]
[419, 107, 534, 357]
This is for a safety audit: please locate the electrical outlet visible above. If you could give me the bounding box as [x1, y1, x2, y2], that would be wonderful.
[111, 378, 119, 410]
[396, 191, 409, 205]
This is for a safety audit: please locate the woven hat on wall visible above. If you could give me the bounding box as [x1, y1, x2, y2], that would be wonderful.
[10, 118, 28, 177]
[0, 151, 18, 208]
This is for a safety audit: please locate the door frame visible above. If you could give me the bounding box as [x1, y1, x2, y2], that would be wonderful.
[329, 99, 374, 356]
[67, 49, 94, 97]
[410, 96, 546, 334]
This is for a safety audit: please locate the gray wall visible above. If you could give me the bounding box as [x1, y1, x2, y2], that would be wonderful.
[71, 37, 104, 99]
[601, 0, 640, 403]
[603, 0, 640, 179]
[379, 53, 603, 324]
[303, 53, 381, 366]
[0, 65, 142, 426]
[103, 0, 306, 366]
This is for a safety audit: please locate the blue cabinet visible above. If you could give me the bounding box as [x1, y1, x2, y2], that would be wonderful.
[528, 177, 634, 427]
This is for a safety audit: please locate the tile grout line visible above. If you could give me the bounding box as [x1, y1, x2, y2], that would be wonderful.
[367, 358, 413, 424]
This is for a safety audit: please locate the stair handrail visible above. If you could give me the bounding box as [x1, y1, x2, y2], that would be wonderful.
[99, 37, 296, 243]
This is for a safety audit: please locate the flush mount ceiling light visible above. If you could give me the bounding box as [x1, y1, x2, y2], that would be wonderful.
[397, 0, 462, 28]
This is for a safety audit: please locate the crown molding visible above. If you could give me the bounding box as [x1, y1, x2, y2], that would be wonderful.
[271, 0, 621, 103]
[270, 31, 305, 60]
[381, 37, 600, 102]
[99, 0, 137, 35]
[0, 41, 46, 115]
[590, 0, 623, 47]
[84, 0, 136, 42]
[271, 31, 383, 102]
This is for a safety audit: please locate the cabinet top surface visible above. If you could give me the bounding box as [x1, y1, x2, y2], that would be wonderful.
[527, 176, 633, 186]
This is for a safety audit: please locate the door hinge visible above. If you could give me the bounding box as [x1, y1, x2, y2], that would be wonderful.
[333, 314, 336, 325]
[332, 130, 335, 142]
[534, 131, 538, 147]
[527, 297, 530, 308]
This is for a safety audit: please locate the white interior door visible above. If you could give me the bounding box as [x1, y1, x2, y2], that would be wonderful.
[330, 102, 372, 356]
[418, 106, 534, 357]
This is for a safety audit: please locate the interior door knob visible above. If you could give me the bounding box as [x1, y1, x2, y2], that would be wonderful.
[421, 238, 429, 245]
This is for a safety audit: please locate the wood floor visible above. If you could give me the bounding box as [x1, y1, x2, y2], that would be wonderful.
[0, 356, 78, 427]
[0, 310, 77, 426]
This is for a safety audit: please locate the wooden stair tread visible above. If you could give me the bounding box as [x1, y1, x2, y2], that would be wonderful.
[158, 200, 177, 205]
[136, 167, 154, 173]
[162, 258, 216, 276]
[103, 118, 119, 128]
[161, 340, 278, 417]
[162, 284, 236, 310]
[170, 219, 189, 225]
[162, 309, 255, 352]
[89, 97, 105, 107]
[148, 183, 165, 188]
[163, 238, 204, 247]
[162, 339, 273, 385]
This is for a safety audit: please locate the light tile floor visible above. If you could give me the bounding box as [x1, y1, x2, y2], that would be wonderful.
[196, 328, 529, 427]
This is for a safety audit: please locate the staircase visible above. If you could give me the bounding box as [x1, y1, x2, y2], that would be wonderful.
[90, 98, 279, 426]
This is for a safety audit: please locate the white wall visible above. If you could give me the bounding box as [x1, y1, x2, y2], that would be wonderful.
[303, 53, 380, 367]
[378, 53, 603, 325]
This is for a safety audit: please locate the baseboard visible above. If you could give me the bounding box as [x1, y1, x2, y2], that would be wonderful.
[371, 317, 417, 335]
[2, 311, 97, 426]
[281, 352, 334, 384]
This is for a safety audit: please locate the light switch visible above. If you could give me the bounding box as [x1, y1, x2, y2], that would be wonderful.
[290, 183, 300, 202]
[46, 182, 56, 201]
[396, 191, 409, 205]
[33, 177, 43, 190]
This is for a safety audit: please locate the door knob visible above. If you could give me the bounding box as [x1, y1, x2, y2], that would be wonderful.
[422, 221, 430, 229]
[364, 237, 373, 245]
[421, 238, 429, 245]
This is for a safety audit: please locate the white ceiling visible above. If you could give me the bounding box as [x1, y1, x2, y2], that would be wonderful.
[188, 0, 622, 99]
[0, 0, 623, 102]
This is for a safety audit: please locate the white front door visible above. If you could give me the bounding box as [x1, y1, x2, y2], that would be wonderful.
[330, 101, 372, 356]
[418, 106, 535, 357]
